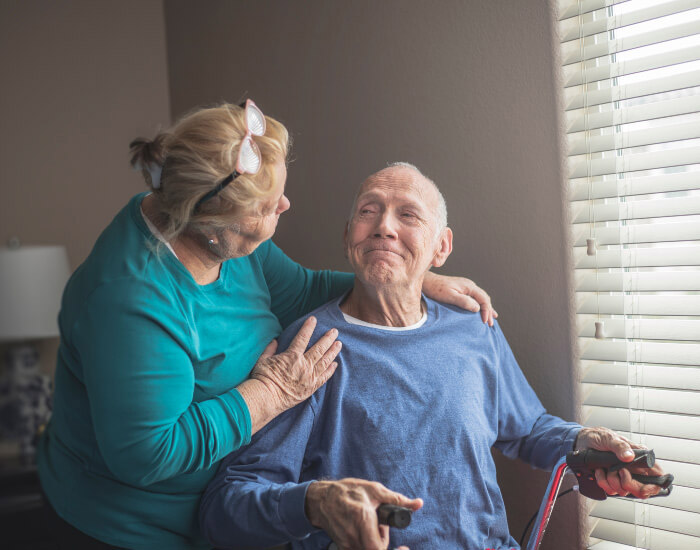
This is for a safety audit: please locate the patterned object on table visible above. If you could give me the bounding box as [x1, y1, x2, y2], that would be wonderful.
[0, 345, 52, 460]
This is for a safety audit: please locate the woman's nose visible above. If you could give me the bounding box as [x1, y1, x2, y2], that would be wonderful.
[277, 194, 290, 215]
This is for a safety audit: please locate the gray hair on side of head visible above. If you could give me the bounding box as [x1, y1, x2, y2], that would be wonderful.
[348, 162, 448, 233]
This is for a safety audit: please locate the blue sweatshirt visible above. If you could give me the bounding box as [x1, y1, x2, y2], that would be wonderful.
[200, 296, 581, 549]
[37, 193, 353, 549]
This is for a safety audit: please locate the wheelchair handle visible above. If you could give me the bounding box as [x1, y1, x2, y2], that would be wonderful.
[327, 504, 412, 550]
[566, 448, 673, 501]
[377, 503, 412, 529]
[567, 448, 654, 470]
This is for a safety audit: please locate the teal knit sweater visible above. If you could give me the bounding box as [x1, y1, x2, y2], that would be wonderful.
[37, 193, 352, 549]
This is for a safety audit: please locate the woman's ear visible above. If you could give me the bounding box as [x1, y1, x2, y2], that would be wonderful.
[431, 227, 453, 268]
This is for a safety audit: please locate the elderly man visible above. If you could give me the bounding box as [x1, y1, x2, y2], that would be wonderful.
[200, 163, 662, 550]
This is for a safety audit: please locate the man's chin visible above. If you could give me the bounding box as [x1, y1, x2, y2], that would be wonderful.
[361, 264, 401, 285]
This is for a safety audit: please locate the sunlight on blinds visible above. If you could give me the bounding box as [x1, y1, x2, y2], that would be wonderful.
[558, 0, 700, 547]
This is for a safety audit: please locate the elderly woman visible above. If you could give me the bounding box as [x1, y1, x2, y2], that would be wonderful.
[36, 101, 495, 549]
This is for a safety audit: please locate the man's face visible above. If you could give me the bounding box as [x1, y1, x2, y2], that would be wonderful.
[344, 167, 449, 287]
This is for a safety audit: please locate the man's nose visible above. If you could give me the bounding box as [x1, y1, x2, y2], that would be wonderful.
[372, 212, 398, 239]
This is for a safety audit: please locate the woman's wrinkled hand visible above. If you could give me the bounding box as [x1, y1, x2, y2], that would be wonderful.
[305, 478, 423, 550]
[575, 426, 666, 499]
[249, 316, 341, 414]
[422, 272, 498, 326]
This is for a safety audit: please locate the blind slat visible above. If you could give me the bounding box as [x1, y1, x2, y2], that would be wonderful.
[571, 196, 700, 223]
[567, 95, 700, 134]
[558, 0, 628, 21]
[588, 541, 638, 550]
[583, 384, 700, 414]
[579, 339, 700, 365]
[574, 247, 700, 269]
[565, 68, 700, 110]
[563, 19, 700, 65]
[572, 220, 700, 246]
[565, 45, 700, 88]
[582, 362, 700, 391]
[576, 293, 700, 315]
[589, 517, 700, 549]
[583, 405, 700, 440]
[569, 170, 700, 201]
[591, 496, 700, 535]
[559, 0, 700, 42]
[568, 120, 700, 156]
[568, 145, 700, 178]
[577, 318, 700, 340]
[575, 271, 700, 292]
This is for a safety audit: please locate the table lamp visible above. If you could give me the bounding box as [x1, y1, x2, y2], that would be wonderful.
[0, 239, 71, 459]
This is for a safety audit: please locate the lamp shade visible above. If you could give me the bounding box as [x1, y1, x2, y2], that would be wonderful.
[0, 245, 71, 342]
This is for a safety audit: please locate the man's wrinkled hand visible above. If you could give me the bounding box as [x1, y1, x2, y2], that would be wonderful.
[305, 478, 422, 550]
[575, 426, 666, 499]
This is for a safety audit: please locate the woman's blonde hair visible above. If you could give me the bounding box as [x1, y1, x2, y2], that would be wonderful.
[129, 102, 289, 244]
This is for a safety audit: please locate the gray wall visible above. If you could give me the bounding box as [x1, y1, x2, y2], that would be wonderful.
[165, 1, 579, 547]
[1, 0, 580, 546]
[0, 0, 170, 375]
[0, 0, 171, 269]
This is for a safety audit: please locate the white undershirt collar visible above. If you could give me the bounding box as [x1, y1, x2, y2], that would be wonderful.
[342, 309, 427, 331]
[140, 205, 179, 260]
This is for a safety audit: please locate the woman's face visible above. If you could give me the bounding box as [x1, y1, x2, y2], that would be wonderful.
[214, 160, 290, 258]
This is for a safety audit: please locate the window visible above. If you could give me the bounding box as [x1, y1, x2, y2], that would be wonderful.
[558, 0, 700, 548]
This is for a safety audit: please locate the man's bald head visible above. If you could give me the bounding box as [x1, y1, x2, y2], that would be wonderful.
[350, 162, 448, 234]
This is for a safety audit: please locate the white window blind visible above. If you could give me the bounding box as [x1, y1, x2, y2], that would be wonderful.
[558, 1, 700, 549]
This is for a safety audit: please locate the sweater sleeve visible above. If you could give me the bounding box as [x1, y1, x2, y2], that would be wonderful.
[73, 280, 252, 488]
[259, 240, 353, 329]
[491, 322, 581, 471]
[199, 396, 318, 548]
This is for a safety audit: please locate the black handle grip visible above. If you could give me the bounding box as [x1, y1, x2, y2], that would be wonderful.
[566, 448, 673, 501]
[377, 504, 412, 529]
[567, 449, 655, 471]
[632, 473, 674, 489]
[327, 505, 412, 550]
[623, 473, 674, 497]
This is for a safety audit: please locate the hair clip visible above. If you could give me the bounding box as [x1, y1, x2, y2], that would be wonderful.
[147, 164, 163, 189]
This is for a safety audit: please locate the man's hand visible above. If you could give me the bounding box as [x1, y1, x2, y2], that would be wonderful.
[574, 426, 666, 499]
[422, 272, 498, 326]
[305, 478, 423, 550]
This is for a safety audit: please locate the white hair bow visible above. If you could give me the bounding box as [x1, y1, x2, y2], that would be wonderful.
[133, 161, 163, 189]
[147, 164, 163, 189]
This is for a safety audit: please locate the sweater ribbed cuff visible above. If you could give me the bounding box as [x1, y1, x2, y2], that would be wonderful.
[278, 481, 316, 540]
[563, 425, 583, 455]
[222, 388, 252, 447]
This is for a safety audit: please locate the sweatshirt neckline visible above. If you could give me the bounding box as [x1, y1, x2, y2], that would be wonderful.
[331, 292, 437, 333]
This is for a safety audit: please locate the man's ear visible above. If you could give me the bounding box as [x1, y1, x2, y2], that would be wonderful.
[431, 227, 453, 268]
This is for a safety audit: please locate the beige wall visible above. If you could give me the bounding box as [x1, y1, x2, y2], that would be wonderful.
[1, 0, 580, 546]
[0, 0, 171, 373]
[164, 0, 579, 547]
[0, 0, 171, 269]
